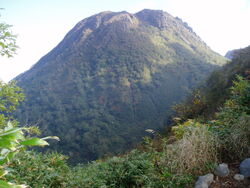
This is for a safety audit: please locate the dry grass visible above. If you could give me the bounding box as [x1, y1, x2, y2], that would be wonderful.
[162, 125, 219, 174]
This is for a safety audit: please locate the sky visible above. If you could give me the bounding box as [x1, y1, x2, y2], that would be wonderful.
[0, 0, 250, 82]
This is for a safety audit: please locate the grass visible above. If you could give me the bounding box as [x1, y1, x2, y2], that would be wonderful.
[162, 124, 218, 174]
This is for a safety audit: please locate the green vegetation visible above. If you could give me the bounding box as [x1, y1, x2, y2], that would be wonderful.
[14, 10, 225, 163]
[6, 74, 250, 187]
[0, 21, 17, 57]
[2, 9, 249, 187]
[6, 46, 250, 187]
[0, 19, 58, 187]
[7, 151, 69, 187]
[174, 45, 250, 121]
[211, 76, 250, 161]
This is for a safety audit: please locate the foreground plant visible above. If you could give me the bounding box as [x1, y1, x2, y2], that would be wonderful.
[0, 122, 59, 187]
[0, 16, 59, 187]
[210, 75, 250, 161]
[0, 81, 59, 187]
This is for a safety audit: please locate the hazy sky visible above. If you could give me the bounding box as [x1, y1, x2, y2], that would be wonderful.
[0, 0, 250, 82]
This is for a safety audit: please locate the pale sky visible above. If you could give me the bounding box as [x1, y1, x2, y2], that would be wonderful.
[0, 0, 250, 82]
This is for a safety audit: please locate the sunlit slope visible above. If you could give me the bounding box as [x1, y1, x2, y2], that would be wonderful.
[15, 9, 226, 163]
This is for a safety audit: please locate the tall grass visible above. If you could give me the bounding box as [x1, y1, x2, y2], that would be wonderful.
[161, 125, 218, 175]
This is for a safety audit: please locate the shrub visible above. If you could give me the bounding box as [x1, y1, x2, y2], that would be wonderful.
[68, 149, 193, 188]
[68, 150, 154, 188]
[171, 119, 203, 139]
[211, 76, 250, 161]
[6, 151, 69, 188]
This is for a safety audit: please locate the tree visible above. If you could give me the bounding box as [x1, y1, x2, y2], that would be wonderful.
[0, 18, 58, 187]
[0, 21, 17, 57]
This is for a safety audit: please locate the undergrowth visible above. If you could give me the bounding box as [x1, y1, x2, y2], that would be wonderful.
[6, 76, 250, 187]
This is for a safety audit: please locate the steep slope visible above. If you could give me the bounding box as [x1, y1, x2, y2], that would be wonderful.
[225, 49, 237, 60]
[9, 48, 250, 188]
[224, 47, 244, 60]
[15, 9, 225, 163]
[174, 45, 250, 120]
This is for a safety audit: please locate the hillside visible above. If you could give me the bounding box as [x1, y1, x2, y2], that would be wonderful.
[7, 45, 250, 187]
[174, 45, 250, 120]
[14, 9, 225, 163]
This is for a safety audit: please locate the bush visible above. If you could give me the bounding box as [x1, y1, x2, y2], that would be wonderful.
[68, 149, 193, 188]
[211, 76, 250, 161]
[171, 119, 203, 139]
[6, 151, 69, 188]
[68, 150, 154, 188]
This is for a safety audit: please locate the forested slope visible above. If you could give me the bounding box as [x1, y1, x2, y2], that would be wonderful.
[9, 45, 250, 188]
[15, 9, 225, 163]
[174, 45, 250, 120]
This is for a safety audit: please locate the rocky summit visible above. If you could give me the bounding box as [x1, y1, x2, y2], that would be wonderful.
[15, 9, 226, 163]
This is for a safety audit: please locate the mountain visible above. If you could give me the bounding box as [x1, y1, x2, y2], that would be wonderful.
[175, 45, 250, 120]
[15, 9, 226, 163]
[225, 50, 236, 60]
[9, 47, 250, 188]
[225, 48, 241, 60]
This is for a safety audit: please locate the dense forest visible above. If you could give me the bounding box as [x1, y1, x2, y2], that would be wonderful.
[174, 45, 250, 121]
[14, 10, 225, 163]
[1, 23, 249, 185]
[1, 8, 250, 187]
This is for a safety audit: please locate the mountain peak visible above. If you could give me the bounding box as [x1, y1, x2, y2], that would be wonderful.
[102, 12, 138, 26]
[137, 9, 165, 14]
[135, 9, 171, 29]
[15, 9, 226, 163]
[75, 11, 137, 29]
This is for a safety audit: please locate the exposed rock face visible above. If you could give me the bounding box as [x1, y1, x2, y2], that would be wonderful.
[135, 9, 171, 29]
[15, 9, 226, 163]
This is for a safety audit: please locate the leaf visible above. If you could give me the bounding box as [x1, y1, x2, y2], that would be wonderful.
[0, 151, 18, 165]
[0, 131, 24, 142]
[0, 168, 7, 177]
[0, 158, 6, 165]
[0, 149, 10, 156]
[0, 180, 13, 188]
[0, 180, 27, 188]
[20, 138, 49, 146]
[6, 151, 18, 162]
[6, 121, 13, 129]
[0, 128, 23, 137]
[42, 136, 60, 141]
[0, 139, 14, 149]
